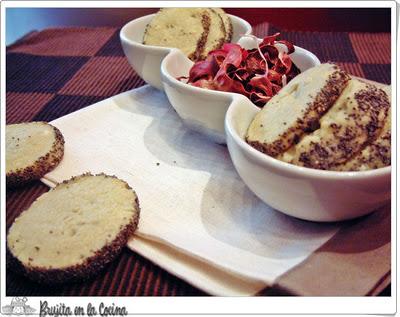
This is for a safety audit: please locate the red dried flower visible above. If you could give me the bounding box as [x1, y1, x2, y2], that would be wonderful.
[182, 33, 300, 107]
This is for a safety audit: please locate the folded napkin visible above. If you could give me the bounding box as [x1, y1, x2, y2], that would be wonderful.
[42, 85, 390, 295]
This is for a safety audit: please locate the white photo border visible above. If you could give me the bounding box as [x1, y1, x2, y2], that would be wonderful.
[1, 0, 397, 315]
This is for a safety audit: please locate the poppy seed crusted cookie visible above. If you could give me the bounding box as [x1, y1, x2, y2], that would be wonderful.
[281, 79, 390, 170]
[143, 8, 210, 61]
[246, 63, 391, 171]
[6, 122, 64, 187]
[332, 85, 391, 171]
[246, 64, 350, 157]
[143, 8, 230, 61]
[7, 173, 140, 284]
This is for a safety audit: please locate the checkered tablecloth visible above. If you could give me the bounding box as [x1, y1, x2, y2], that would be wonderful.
[6, 23, 391, 296]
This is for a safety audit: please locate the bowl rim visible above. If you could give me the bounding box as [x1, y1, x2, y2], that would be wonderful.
[120, 14, 170, 53]
[161, 42, 321, 101]
[120, 13, 253, 51]
[225, 97, 391, 180]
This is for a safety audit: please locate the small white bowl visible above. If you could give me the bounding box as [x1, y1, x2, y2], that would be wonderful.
[224, 95, 391, 222]
[161, 39, 320, 144]
[120, 14, 252, 90]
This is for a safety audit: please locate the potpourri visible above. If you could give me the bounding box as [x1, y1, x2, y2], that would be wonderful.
[181, 33, 301, 107]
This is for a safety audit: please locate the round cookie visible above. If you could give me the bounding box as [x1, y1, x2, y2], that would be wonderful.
[143, 8, 210, 61]
[143, 8, 229, 61]
[6, 122, 64, 187]
[7, 173, 140, 284]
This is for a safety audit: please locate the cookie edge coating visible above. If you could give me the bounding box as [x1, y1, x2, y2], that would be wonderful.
[190, 10, 211, 61]
[198, 8, 227, 60]
[213, 8, 232, 42]
[6, 173, 141, 284]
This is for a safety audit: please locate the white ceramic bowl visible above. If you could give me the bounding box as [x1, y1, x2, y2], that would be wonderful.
[161, 39, 320, 144]
[224, 95, 391, 222]
[120, 14, 252, 90]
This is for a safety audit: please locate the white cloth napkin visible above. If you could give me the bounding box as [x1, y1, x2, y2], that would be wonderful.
[42, 86, 340, 295]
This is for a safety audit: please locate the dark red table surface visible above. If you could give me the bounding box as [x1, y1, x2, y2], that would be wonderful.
[6, 14, 391, 296]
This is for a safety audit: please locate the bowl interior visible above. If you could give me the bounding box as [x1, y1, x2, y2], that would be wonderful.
[162, 49, 194, 79]
[229, 14, 253, 42]
[290, 46, 321, 71]
[120, 14, 155, 44]
[227, 97, 260, 140]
